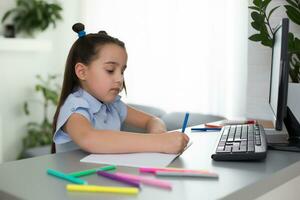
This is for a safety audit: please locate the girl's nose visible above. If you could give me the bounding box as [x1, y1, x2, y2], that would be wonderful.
[115, 73, 123, 83]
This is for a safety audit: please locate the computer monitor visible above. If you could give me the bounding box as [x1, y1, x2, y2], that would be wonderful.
[268, 18, 289, 131]
[268, 18, 300, 151]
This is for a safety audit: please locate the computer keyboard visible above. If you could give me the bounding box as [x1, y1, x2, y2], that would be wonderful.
[211, 124, 267, 161]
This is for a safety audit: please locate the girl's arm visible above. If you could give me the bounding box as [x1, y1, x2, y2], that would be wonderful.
[124, 105, 167, 133]
[64, 113, 189, 154]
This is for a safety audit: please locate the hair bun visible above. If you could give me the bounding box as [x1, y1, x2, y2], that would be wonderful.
[72, 23, 85, 33]
[98, 30, 108, 35]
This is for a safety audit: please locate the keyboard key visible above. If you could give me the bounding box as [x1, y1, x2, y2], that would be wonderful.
[248, 145, 255, 152]
[232, 142, 240, 152]
[223, 127, 230, 136]
[216, 146, 225, 152]
[224, 146, 232, 153]
[248, 132, 254, 141]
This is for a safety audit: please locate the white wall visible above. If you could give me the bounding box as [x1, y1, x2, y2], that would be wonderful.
[247, 0, 300, 120]
[82, 0, 248, 119]
[0, 0, 83, 162]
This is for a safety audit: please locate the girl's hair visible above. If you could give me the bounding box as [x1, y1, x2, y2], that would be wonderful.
[51, 23, 126, 153]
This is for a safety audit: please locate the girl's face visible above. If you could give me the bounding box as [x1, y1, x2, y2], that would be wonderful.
[81, 43, 127, 103]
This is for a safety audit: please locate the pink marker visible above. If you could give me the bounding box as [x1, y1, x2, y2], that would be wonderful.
[115, 172, 172, 190]
[139, 167, 218, 177]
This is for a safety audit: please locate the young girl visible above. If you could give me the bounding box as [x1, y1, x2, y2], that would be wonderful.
[52, 23, 189, 154]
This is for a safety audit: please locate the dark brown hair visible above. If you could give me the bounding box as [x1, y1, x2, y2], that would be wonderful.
[51, 23, 126, 153]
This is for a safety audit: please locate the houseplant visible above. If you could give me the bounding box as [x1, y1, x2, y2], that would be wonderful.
[19, 74, 60, 159]
[248, 0, 300, 83]
[1, 0, 62, 37]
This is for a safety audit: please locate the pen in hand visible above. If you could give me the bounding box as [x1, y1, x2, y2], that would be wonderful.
[181, 113, 190, 133]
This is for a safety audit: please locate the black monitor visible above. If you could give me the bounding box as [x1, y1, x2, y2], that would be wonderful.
[268, 18, 300, 151]
[268, 18, 289, 131]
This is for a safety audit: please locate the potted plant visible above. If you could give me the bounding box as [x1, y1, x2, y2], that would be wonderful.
[248, 0, 300, 83]
[19, 74, 60, 159]
[1, 0, 63, 37]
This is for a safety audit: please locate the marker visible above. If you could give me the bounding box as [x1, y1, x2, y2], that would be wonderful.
[155, 171, 219, 178]
[204, 124, 223, 128]
[97, 171, 140, 188]
[68, 165, 116, 177]
[139, 167, 218, 177]
[191, 128, 221, 132]
[181, 112, 190, 133]
[221, 120, 256, 125]
[47, 168, 87, 185]
[115, 172, 172, 190]
[66, 184, 139, 195]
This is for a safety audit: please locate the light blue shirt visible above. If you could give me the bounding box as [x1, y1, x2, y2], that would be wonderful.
[53, 88, 127, 152]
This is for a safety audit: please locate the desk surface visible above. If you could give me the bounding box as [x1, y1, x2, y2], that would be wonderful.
[1, 127, 300, 200]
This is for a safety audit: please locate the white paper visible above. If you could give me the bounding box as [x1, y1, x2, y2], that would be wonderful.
[80, 141, 192, 168]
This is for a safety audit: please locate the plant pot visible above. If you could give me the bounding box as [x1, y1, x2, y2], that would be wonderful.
[21, 145, 51, 159]
[4, 24, 15, 38]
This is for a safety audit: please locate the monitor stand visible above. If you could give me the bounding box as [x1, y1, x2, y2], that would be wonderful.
[265, 107, 300, 152]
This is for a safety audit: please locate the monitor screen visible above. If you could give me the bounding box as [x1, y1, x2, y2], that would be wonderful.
[269, 18, 289, 130]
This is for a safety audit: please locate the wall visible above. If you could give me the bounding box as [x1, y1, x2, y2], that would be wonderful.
[82, 0, 248, 119]
[247, 0, 300, 120]
[0, 0, 83, 162]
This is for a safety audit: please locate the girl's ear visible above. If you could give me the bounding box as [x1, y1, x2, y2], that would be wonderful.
[75, 63, 88, 80]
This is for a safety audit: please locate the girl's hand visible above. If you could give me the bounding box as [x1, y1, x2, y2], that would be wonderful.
[159, 131, 190, 154]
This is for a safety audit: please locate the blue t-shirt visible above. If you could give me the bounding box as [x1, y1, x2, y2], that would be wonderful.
[53, 88, 127, 152]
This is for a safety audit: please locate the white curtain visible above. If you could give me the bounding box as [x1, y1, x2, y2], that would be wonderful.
[81, 0, 248, 119]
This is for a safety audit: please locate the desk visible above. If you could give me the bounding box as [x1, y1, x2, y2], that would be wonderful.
[1, 126, 300, 200]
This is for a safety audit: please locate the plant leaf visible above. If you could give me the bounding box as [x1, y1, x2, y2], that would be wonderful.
[284, 5, 300, 25]
[251, 21, 261, 31]
[248, 6, 260, 11]
[23, 102, 30, 115]
[249, 34, 263, 41]
[262, 0, 272, 10]
[267, 6, 280, 20]
[286, 0, 299, 8]
[1, 8, 19, 23]
[253, 0, 262, 7]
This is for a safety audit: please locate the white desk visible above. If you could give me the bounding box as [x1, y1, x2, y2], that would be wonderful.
[1, 126, 300, 199]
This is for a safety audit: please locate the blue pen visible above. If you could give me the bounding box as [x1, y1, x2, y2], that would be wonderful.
[191, 128, 221, 132]
[181, 112, 190, 133]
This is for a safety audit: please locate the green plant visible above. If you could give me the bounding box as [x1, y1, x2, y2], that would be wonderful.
[1, 0, 62, 37]
[249, 0, 300, 83]
[19, 74, 60, 158]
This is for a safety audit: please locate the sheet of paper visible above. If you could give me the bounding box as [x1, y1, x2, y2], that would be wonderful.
[80, 141, 192, 168]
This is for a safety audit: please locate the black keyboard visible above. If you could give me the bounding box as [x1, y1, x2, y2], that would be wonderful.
[211, 124, 267, 161]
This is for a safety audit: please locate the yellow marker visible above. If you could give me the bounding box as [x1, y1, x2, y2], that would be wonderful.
[66, 184, 139, 195]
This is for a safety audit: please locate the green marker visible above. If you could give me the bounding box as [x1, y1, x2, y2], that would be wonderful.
[68, 165, 116, 177]
[47, 168, 87, 185]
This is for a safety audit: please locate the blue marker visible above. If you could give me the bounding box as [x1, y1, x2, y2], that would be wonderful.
[181, 113, 190, 133]
[191, 128, 221, 132]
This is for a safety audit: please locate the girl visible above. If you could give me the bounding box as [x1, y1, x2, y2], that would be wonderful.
[52, 23, 189, 154]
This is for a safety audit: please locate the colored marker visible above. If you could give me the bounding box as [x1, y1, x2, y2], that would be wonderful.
[68, 165, 116, 177]
[66, 184, 139, 195]
[155, 171, 219, 178]
[97, 171, 140, 188]
[181, 112, 190, 133]
[204, 123, 223, 128]
[47, 168, 87, 185]
[115, 172, 172, 190]
[191, 128, 221, 132]
[139, 167, 218, 177]
[221, 120, 256, 125]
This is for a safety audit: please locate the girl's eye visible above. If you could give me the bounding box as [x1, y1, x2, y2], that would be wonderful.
[106, 70, 114, 74]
